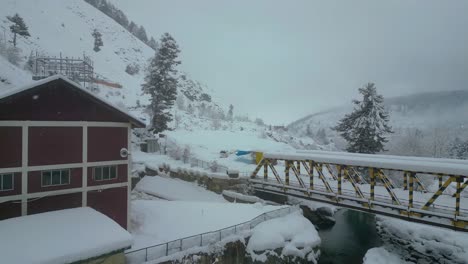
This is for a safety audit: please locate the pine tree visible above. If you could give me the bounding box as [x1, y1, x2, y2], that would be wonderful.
[333, 83, 393, 154]
[306, 124, 313, 138]
[227, 104, 234, 121]
[449, 137, 468, 159]
[92, 29, 103, 52]
[137, 25, 148, 43]
[148, 37, 158, 51]
[142, 33, 181, 133]
[7, 13, 30, 47]
[128, 21, 138, 35]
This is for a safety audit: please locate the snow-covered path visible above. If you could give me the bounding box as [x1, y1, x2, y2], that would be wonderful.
[129, 200, 286, 250]
[134, 176, 227, 202]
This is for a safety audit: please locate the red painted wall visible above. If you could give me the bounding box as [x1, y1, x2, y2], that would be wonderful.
[88, 127, 127, 162]
[87, 164, 127, 187]
[28, 192, 82, 215]
[0, 200, 21, 220]
[0, 127, 22, 168]
[87, 187, 127, 228]
[0, 172, 21, 197]
[0, 79, 130, 123]
[28, 127, 82, 166]
[28, 168, 82, 193]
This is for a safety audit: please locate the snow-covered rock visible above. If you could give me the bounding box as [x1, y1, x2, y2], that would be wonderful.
[246, 210, 321, 263]
[363, 247, 410, 264]
[376, 216, 468, 263]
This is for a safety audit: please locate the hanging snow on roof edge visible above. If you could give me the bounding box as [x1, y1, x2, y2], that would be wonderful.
[263, 151, 468, 176]
[0, 207, 132, 264]
[0, 74, 145, 127]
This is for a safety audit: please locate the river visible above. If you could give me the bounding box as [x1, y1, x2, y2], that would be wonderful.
[318, 209, 382, 264]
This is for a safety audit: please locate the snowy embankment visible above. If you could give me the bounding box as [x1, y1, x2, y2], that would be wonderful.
[0, 207, 132, 264]
[375, 216, 468, 263]
[130, 200, 287, 250]
[246, 210, 321, 263]
[135, 175, 226, 202]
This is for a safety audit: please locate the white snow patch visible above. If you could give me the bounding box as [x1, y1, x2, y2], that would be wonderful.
[130, 200, 286, 250]
[135, 175, 226, 202]
[363, 247, 409, 264]
[0, 207, 132, 264]
[246, 211, 320, 262]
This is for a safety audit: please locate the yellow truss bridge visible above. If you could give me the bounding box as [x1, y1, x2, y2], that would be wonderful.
[250, 151, 468, 231]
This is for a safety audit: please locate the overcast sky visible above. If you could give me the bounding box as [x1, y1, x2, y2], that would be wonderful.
[111, 0, 468, 125]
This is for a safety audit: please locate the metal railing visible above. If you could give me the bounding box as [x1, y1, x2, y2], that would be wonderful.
[125, 206, 296, 263]
[189, 157, 228, 174]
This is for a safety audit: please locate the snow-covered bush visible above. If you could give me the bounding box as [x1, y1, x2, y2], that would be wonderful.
[125, 63, 140, 75]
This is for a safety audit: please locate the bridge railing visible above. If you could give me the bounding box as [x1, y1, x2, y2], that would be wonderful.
[125, 206, 296, 263]
[250, 151, 468, 231]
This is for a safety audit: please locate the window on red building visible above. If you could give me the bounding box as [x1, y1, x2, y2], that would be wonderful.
[41, 170, 70, 187]
[93, 166, 117, 181]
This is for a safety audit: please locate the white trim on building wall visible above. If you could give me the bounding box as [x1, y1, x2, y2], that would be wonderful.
[0, 120, 132, 229]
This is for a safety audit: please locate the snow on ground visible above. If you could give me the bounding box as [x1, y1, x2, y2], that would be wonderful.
[0, 0, 154, 106]
[0, 56, 32, 90]
[165, 129, 296, 172]
[363, 247, 409, 264]
[135, 176, 226, 202]
[246, 210, 321, 263]
[377, 216, 468, 263]
[0, 207, 132, 264]
[130, 200, 286, 250]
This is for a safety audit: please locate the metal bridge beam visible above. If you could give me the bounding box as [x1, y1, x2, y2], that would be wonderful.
[290, 162, 306, 188]
[422, 176, 455, 210]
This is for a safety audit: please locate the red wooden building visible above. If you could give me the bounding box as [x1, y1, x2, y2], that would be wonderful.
[0, 75, 145, 229]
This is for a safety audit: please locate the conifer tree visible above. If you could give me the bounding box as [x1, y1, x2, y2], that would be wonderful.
[142, 33, 181, 133]
[7, 13, 30, 47]
[92, 29, 103, 52]
[333, 83, 393, 154]
[227, 104, 234, 121]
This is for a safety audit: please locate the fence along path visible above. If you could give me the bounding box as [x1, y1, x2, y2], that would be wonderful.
[125, 206, 296, 263]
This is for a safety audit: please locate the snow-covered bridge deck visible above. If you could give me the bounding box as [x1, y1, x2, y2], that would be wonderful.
[249, 151, 468, 231]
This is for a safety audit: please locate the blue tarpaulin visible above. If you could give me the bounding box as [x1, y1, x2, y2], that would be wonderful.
[235, 150, 252, 156]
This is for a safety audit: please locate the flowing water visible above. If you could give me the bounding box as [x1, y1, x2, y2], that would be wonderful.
[318, 209, 382, 264]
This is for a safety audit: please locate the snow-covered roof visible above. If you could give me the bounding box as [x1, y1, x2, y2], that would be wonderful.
[0, 207, 133, 264]
[0, 75, 145, 128]
[264, 150, 468, 175]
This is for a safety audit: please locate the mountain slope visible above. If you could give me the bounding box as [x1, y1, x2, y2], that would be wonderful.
[288, 90, 468, 155]
[0, 0, 153, 106]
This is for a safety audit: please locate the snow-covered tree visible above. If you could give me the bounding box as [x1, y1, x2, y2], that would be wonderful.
[306, 124, 314, 138]
[128, 21, 138, 35]
[137, 25, 148, 43]
[227, 104, 234, 121]
[92, 29, 103, 52]
[448, 137, 468, 159]
[333, 83, 393, 154]
[148, 37, 158, 51]
[7, 13, 30, 47]
[316, 128, 329, 145]
[142, 33, 181, 133]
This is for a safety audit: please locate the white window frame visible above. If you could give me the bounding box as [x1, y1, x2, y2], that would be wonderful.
[41, 169, 71, 187]
[93, 166, 118, 181]
[0, 173, 14, 191]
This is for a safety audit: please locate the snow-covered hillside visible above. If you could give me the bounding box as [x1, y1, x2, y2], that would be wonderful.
[0, 0, 153, 106]
[0, 0, 323, 175]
